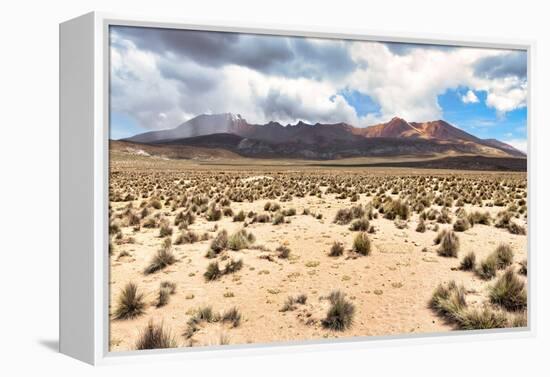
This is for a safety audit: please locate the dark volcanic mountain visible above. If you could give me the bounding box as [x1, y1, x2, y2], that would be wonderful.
[123, 113, 525, 160]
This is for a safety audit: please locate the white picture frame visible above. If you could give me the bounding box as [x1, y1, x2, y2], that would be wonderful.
[59, 11, 536, 365]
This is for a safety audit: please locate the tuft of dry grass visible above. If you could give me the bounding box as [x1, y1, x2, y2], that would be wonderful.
[459, 252, 476, 271]
[114, 282, 145, 320]
[135, 321, 176, 350]
[437, 230, 459, 257]
[329, 241, 344, 257]
[489, 268, 527, 311]
[276, 245, 291, 259]
[144, 245, 176, 275]
[322, 290, 355, 331]
[352, 232, 371, 256]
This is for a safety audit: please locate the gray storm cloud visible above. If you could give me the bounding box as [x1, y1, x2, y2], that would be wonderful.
[110, 26, 528, 131]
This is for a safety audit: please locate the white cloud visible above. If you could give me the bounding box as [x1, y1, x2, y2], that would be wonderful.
[110, 31, 527, 132]
[503, 138, 528, 153]
[461, 90, 479, 104]
[347, 43, 509, 124]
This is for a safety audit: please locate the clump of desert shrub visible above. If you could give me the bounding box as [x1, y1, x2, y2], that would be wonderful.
[333, 205, 364, 225]
[204, 258, 243, 281]
[264, 202, 281, 212]
[222, 207, 233, 217]
[156, 281, 176, 307]
[174, 230, 199, 245]
[281, 294, 308, 312]
[135, 321, 176, 350]
[459, 252, 476, 271]
[204, 261, 222, 281]
[352, 232, 371, 256]
[127, 211, 140, 227]
[453, 217, 470, 232]
[518, 259, 527, 275]
[233, 210, 245, 222]
[158, 222, 173, 237]
[477, 255, 497, 280]
[382, 199, 409, 220]
[508, 221, 526, 235]
[113, 282, 145, 320]
[509, 311, 528, 328]
[467, 211, 491, 226]
[430, 280, 513, 330]
[416, 218, 426, 233]
[329, 241, 344, 257]
[224, 258, 243, 274]
[272, 212, 285, 225]
[276, 245, 291, 259]
[282, 208, 296, 216]
[228, 229, 255, 250]
[221, 307, 242, 327]
[489, 268, 527, 311]
[206, 206, 222, 221]
[436, 207, 452, 224]
[457, 307, 509, 330]
[143, 217, 157, 229]
[493, 244, 514, 269]
[144, 243, 176, 274]
[185, 306, 218, 338]
[253, 213, 271, 223]
[495, 211, 513, 229]
[175, 210, 195, 227]
[149, 198, 162, 210]
[349, 218, 369, 231]
[207, 230, 228, 257]
[437, 229, 459, 257]
[322, 290, 355, 331]
[394, 219, 408, 229]
[429, 281, 467, 323]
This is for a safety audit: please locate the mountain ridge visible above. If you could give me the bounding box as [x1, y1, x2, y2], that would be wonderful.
[123, 113, 525, 159]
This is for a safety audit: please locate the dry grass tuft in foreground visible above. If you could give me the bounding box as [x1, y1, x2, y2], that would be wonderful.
[144, 244, 177, 275]
[135, 321, 177, 350]
[437, 229, 459, 257]
[489, 268, 527, 311]
[322, 290, 356, 331]
[114, 282, 145, 320]
[352, 232, 372, 256]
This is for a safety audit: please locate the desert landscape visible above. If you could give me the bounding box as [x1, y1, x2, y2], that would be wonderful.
[108, 124, 528, 351]
[108, 27, 528, 352]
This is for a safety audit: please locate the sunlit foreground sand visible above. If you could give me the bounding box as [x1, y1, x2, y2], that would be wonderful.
[108, 152, 527, 351]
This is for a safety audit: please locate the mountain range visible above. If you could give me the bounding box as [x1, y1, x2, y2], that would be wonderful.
[122, 113, 525, 160]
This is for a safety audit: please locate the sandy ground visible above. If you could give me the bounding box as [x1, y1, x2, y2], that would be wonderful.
[108, 156, 527, 352]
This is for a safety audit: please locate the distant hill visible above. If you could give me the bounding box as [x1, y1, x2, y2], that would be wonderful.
[123, 113, 526, 160]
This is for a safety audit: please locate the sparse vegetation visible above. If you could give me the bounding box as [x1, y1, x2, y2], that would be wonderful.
[276, 245, 291, 259]
[329, 241, 344, 257]
[352, 232, 371, 256]
[109, 161, 528, 350]
[114, 282, 145, 320]
[437, 229, 459, 257]
[228, 229, 255, 250]
[459, 252, 476, 271]
[135, 321, 176, 350]
[489, 268, 527, 311]
[322, 290, 355, 331]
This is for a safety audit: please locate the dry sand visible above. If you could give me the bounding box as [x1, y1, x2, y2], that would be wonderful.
[108, 155, 527, 351]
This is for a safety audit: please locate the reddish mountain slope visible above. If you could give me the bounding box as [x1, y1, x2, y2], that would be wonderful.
[123, 113, 525, 158]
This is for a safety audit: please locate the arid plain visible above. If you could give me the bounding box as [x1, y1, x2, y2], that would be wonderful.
[108, 145, 528, 352]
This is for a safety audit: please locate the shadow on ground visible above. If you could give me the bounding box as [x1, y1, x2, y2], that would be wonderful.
[38, 339, 59, 353]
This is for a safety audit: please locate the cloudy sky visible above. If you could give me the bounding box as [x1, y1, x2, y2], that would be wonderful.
[110, 26, 528, 151]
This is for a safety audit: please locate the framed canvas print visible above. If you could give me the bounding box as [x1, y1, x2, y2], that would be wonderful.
[60, 12, 534, 365]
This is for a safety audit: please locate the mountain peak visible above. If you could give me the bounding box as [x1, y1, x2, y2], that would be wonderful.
[123, 112, 524, 158]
